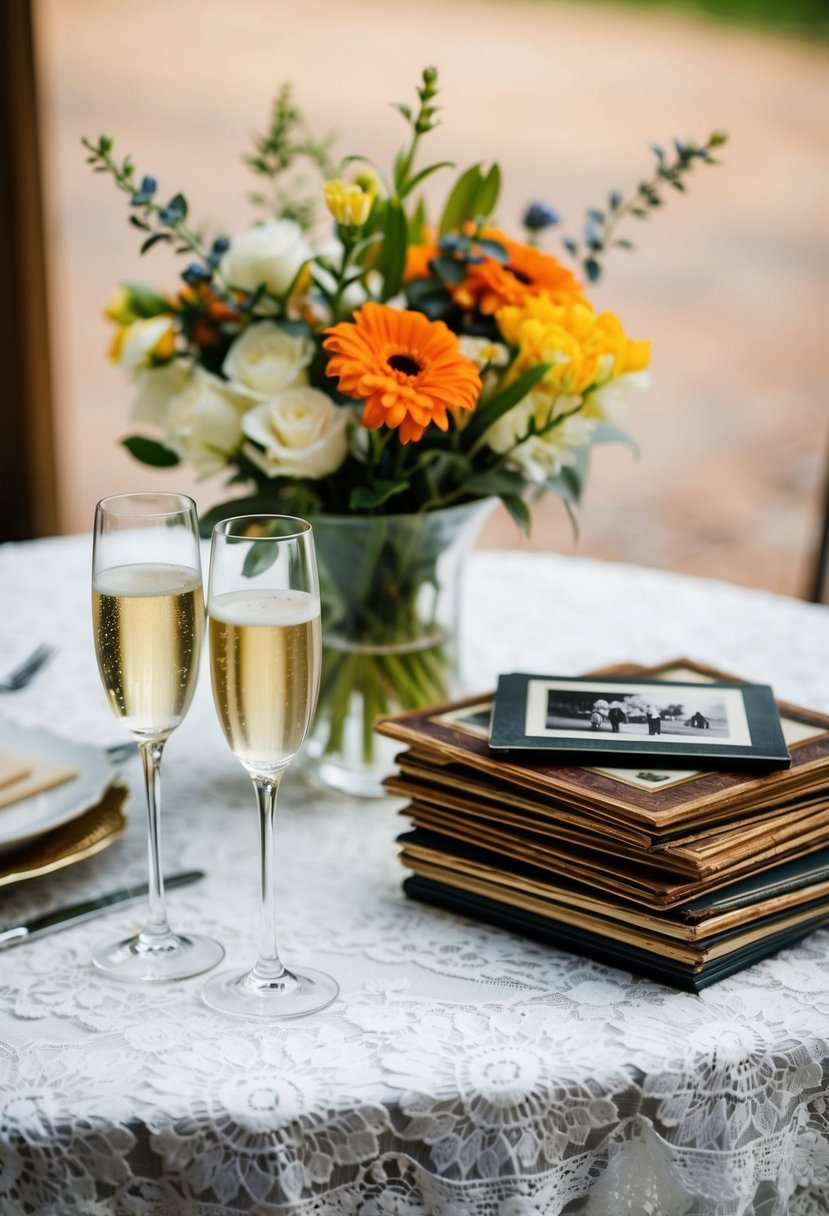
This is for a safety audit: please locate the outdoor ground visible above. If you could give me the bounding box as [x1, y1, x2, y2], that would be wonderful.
[35, 0, 829, 597]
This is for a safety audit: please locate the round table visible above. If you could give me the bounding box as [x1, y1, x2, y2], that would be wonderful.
[1, 535, 828, 1216]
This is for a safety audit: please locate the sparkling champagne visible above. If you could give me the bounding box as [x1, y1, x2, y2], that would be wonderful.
[209, 589, 321, 774]
[93, 563, 204, 739]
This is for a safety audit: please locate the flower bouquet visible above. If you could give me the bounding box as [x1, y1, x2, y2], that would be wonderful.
[85, 69, 725, 792]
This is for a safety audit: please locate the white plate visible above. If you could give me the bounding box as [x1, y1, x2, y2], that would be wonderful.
[0, 719, 116, 856]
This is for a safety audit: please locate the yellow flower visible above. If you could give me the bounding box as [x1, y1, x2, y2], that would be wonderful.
[324, 179, 373, 227]
[104, 287, 137, 325]
[109, 316, 176, 370]
[497, 292, 650, 395]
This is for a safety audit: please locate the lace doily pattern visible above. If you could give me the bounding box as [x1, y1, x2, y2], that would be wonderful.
[2, 536, 829, 1215]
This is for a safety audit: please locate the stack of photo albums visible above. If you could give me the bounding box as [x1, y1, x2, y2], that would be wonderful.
[376, 660, 829, 990]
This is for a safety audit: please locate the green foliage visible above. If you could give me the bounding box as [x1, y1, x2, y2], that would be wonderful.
[561, 129, 728, 282]
[245, 84, 337, 228]
[121, 436, 180, 467]
[575, 0, 829, 38]
[376, 200, 408, 301]
[439, 163, 501, 236]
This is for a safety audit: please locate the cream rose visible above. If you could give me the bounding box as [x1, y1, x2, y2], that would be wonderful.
[130, 362, 189, 426]
[486, 389, 594, 484]
[162, 369, 247, 472]
[222, 322, 312, 400]
[112, 316, 175, 373]
[219, 219, 311, 298]
[241, 387, 349, 480]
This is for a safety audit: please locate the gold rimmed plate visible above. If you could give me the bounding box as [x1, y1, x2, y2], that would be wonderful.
[0, 780, 129, 887]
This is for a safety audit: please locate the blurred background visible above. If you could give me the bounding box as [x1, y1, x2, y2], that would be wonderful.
[5, 0, 829, 596]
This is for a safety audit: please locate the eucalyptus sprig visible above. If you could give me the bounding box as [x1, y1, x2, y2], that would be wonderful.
[562, 129, 729, 282]
[81, 135, 231, 292]
[246, 84, 338, 229]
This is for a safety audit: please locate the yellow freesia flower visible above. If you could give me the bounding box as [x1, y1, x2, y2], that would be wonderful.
[324, 179, 373, 227]
[497, 292, 650, 395]
[104, 287, 138, 326]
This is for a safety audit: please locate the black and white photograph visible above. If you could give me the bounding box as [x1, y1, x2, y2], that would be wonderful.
[527, 678, 750, 746]
[489, 673, 791, 770]
[544, 687, 733, 741]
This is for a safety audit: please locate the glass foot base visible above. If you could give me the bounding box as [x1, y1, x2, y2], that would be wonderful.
[92, 931, 225, 983]
[201, 964, 339, 1019]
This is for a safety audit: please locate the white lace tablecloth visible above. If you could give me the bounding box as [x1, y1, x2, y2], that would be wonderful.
[1, 534, 829, 1216]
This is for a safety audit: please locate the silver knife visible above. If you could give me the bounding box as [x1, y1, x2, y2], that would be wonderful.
[0, 870, 204, 949]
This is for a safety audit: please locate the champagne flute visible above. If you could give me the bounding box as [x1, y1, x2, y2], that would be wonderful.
[202, 515, 338, 1018]
[91, 492, 225, 981]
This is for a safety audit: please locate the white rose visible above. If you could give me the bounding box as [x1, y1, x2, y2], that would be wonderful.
[130, 362, 189, 426]
[114, 316, 175, 373]
[163, 369, 246, 472]
[222, 321, 312, 400]
[219, 219, 311, 298]
[241, 387, 349, 480]
[486, 389, 594, 484]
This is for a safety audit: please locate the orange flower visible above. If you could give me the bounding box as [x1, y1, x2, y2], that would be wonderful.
[406, 229, 583, 316]
[323, 303, 481, 444]
[466, 230, 583, 314]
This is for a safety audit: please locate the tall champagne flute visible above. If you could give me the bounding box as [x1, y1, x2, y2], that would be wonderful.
[91, 492, 225, 981]
[202, 515, 338, 1018]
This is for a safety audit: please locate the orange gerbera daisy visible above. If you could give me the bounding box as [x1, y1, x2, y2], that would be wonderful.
[405, 229, 583, 316]
[323, 303, 481, 444]
[466, 230, 583, 314]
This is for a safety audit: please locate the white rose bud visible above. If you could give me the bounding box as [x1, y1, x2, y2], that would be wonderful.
[241, 387, 349, 480]
[222, 321, 313, 400]
[219, 219, 311, 298]
[163, 369, 247, 472]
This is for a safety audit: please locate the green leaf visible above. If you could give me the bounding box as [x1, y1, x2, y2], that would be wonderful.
[463, 468, 526, 498]
[473, 163, 501, 221]
[464, 362, 552, 444]
[122, 436, 180, 467]
[430, 255, 466, 285]
[475, 237, 508, 262]
[140, 233, 172, 255]
[590, 422, 640, 456]
[242, 541, 279, 578]
[408, 195, 428, 244]
[404, 160, 455, 196]
[499, 493, 531, 535]
[547, 464, 584, 505]
[166, 192, 188, 221]
[197, 495, 286, 538]
[124, 282, 170, 317]
[377, 200, 408, 300]
[439, 164, 482, 236]
[392, 102, 413, 122]
[349, 480, 409, 511]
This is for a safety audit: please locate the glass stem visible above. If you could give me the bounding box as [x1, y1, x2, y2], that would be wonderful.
[250, 775, 286, 983]
[138, 740, 174, 945]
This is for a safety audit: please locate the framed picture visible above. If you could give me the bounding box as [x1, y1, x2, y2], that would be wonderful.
[489, 673, 790, 770]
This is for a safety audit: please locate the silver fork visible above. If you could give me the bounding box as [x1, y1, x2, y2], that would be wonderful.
[0, 644, 55, 692]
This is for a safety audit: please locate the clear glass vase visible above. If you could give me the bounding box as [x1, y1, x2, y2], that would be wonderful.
[304, 500, 493, 797]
